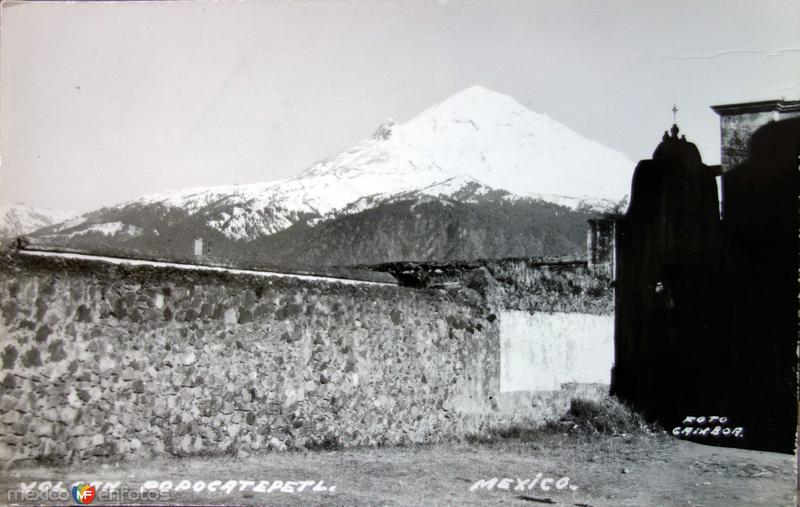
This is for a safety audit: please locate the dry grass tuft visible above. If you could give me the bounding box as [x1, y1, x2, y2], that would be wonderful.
[464, 395, 653, 445]
[567, 396, 650, 435]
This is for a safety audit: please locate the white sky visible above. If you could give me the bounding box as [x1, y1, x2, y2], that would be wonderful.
[1, 0, 798, 213]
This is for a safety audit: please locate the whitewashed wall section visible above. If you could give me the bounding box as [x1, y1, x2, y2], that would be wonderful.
[499, 311, 613, 392]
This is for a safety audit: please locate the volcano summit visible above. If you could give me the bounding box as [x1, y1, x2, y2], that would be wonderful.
[31, 86, 634, 266]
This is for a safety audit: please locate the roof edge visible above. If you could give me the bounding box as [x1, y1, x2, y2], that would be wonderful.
[711, 99, 800, 115]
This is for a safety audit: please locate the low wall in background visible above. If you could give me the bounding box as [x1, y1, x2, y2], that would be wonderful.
[0, 253, 505, 465]
[369, 258, 613, 314]
[485, 260, 615, 419]
[499, 311, 613, 392]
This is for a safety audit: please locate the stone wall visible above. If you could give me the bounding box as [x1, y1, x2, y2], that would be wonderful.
[368, 258, 613, 315]
[0, 253, 505, 465]
[365, 257, 615, 420]
[482, 259, 612, 315]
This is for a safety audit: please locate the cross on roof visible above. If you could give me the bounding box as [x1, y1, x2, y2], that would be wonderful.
[672, 103, 679, 123]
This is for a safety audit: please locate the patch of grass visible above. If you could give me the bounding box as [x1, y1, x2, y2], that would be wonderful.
[303, 434, 343, 451]
[463, 396, 653, 446]
[567, 396, 650, 435]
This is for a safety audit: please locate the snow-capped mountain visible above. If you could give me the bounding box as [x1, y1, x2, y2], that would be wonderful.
[45, 86, 631, 242]
[30, 86, 634, 266]
[0, 204, 75, 241]
[296, 85, 632, 205]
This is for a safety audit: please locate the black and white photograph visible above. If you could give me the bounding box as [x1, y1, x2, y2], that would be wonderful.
[0, 1, 798, 505]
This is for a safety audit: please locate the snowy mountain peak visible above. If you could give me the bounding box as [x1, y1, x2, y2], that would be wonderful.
[413, 85, 531, 124]
[388, 87, 634, 200]
[43, 87, 635, 242]
[0, 203, 76, 240]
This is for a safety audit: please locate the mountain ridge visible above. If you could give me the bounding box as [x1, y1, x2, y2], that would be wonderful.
[0, 204, 76, 243]
[24, 86, 633, 267]
[46, 86, 631, 241]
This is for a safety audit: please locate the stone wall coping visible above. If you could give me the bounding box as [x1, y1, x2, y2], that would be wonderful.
[11, 250, 397, 287]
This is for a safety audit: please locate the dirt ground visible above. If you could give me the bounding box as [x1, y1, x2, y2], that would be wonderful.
[1, 432, 795, 506]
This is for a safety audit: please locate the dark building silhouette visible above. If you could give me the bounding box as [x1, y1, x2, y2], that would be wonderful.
[712, 100, 799, 453]
[612, 100, 800, 453]
[612, 123, 723, 430]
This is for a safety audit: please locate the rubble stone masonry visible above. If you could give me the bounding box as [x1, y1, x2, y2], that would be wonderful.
[0, 253, 506, 464]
